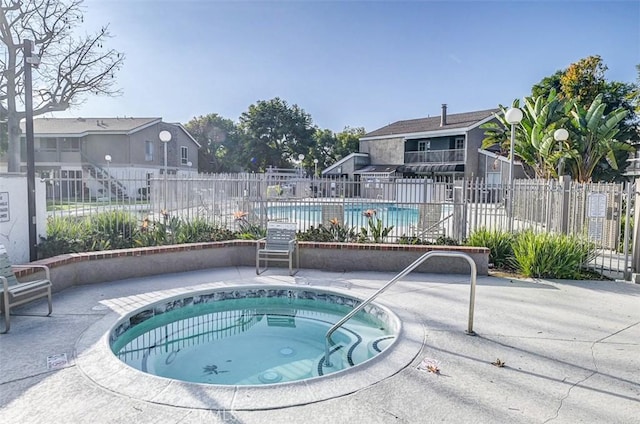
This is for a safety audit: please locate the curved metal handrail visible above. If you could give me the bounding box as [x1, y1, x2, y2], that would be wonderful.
[323, 251, 477, 367]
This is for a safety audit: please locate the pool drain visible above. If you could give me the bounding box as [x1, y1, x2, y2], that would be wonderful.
[279, 347, 295, 356]
[259, 371, 282, 384]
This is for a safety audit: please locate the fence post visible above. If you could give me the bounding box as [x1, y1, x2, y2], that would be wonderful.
[631, 178, 640, 283]
[452, 182, 465, 240]
[558, 175, 571, 235]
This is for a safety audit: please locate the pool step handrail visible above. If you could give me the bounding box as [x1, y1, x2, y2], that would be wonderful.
[323, 251, 477, 367]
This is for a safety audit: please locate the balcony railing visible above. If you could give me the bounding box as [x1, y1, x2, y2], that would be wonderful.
[405, 149, 465, 164]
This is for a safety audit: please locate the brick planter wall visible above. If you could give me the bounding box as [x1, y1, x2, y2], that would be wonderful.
[15, 241, 489, 293]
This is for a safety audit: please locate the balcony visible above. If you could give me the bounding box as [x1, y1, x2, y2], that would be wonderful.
[405, 149, 464, 164]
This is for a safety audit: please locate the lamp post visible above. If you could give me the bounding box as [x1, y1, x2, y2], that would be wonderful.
[554, 128, 569, 177]
[298, 153, 305, 177]
[505, 107, 523, 231]
[314, 158, 318, 179]
[24, 39, 40, 261]
[104, 154, 112, 203]
[159, 130, 172, 213]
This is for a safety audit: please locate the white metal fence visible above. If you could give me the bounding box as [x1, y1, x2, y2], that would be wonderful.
[41, 171, 632, 279]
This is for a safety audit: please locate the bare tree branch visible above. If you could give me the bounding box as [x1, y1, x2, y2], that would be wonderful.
[0, 0, 125, 169]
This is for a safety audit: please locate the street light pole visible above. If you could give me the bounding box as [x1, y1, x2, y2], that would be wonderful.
[24, 39, 40, 261]
[298, 154, 305, 176]
[159, 130, 172, 213]
[505, 107, 523, 231]
[104, 154, 112, 203]
[554, 128, 569, 177]
[314, 158, 318, 179]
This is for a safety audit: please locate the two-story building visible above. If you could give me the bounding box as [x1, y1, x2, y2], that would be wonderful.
[8, 117, 199, 200]
[323, 104, 524, 195]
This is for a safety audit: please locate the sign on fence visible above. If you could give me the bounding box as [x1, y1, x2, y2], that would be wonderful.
[0, 192, 8, 222]
[587, 193, 607, 218]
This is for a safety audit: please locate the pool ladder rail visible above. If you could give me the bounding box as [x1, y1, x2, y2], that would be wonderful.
[324, 251, 477, 367]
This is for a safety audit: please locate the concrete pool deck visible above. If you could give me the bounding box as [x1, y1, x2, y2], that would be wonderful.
[1, 267, 638, 423]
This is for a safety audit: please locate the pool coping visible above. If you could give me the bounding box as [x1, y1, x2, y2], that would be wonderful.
[75, 281, 425, 411]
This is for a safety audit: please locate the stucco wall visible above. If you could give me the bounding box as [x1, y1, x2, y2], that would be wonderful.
[360, 137, 405, 165]
[0, 174, 48, 264]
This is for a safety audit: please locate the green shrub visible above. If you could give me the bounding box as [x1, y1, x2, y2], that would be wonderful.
[467, 228, 515, 269]
[433, 235, 460, 246]
[38, 216, 90, 258]
[296, 220, 358, 242]
[359, 210, 393, 243]
[296, 225, 334, 242]
[398, 235, 428, 245]
[87, 210, 139, 250]
[511, 230, 594, 279]
[175, 218, 235, 243]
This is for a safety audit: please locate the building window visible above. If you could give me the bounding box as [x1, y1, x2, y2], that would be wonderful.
[418, 140, 430, 151]
[145, 140, 154, 161]
[39, 137, 57, 151]
[181, 146, 188, 165]
[60, 137, 80, 152]
[454, 137, 465, 161]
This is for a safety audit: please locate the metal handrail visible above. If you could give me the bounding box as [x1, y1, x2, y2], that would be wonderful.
[323, 251, 477, 367]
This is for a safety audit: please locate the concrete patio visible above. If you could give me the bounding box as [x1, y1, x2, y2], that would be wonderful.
[1, 266, 638, 423]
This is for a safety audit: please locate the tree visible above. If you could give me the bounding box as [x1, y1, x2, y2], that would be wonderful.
[334, 126, 364, 160]
[184, 113, 240, 173]
[482, 90, 569, 179]
[238, 98, 315, 171]
[531, 56, 638, 147]
[531, 70, 563, 99]
[304, 126, 365, 174]
[483, 91, 630, 182]
[1, 0, 124, 171]
[308, 128, 336, 172]
[560, 55, 607, 106]
[567, 94, 629, 182]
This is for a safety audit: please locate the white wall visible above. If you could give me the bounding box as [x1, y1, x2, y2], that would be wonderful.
[0, 174, 47, 264]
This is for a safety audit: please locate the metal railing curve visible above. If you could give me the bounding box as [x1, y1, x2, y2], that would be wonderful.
[323, 251, 477, 367]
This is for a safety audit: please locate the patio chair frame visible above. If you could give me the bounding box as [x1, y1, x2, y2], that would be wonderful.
[256, 222, 299, 276]
[0, 245, 52, 333]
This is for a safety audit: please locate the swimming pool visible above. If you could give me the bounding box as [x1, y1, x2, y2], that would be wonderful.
[266, 202, 420, 230]
[110, 286, 399, 385]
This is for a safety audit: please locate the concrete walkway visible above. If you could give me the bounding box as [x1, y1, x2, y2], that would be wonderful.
[1, 267, 638, 423]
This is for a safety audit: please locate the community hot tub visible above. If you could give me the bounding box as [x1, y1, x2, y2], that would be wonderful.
[109, 286, 400, 386]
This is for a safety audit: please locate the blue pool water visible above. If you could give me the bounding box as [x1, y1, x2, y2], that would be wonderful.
[110, 287, 398, 385]
[267, 203, 419, 229]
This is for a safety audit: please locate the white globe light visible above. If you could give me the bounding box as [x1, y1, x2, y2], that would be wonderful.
[159, 130, 172, 143]
[104, 154, 112, 162]
[505, 107, 523, 124]
[554, 128, 569, 141]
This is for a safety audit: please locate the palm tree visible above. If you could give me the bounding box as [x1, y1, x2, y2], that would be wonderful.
[567, 94, 629, 182]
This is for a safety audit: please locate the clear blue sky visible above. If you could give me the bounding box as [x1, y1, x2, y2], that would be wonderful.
[53, 0, 639, 133]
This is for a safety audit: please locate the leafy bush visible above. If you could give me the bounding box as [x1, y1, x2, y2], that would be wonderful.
[296, 225, 334, 242]
[233, 212, 265, 240]
[88, 210, 139, 250]
[296, 220, 358, 242]
[359, 210, 394, 243]
[467, 228, 515, 269]
[433, 235, 460, 246]
[511, 230, 595, 279]
[175, 218, 235, 243]
[40, 212, 238, 257]
[398, 235, 428, 245]
[38, 216, 91, 259]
